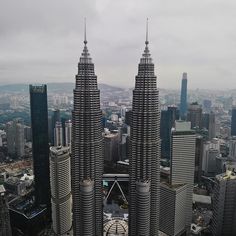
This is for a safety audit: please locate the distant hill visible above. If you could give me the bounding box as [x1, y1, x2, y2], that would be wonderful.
[0, 83, 124, 93]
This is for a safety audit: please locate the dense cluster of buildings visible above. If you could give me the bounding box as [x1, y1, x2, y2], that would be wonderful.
[1, 25, 236, 236]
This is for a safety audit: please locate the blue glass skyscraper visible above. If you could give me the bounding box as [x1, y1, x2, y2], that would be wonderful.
[160, 106, 177, 159]
[29, 85, 51, 211]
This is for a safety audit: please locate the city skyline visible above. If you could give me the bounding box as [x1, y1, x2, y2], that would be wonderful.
[0, 1, 236, 89]
[1, 2, 236, 235]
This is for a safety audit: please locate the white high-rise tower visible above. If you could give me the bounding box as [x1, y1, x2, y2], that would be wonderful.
[50, 146, 72, 235]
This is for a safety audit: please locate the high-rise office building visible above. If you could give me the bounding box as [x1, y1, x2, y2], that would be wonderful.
[6, 118, 25, 157]
[129, 24, 160, 236]
[171, 121, 196, 228]
[15, 120, 25, 157]
[202, 148, 219, 176]
[160, 182, 187, 236]
[202, 112, 216, 140]
[223, 97, 233, 111]
[160, 106, 177, 159]
[6, 121, 15, 155]
[168, 106, 177, 127]
[24, 125, 32, 142]
[231, 107, 236, 136]
[187, 102, 202, 129]
[203, 99, 212, 112]
[50, 146, 72, 235]
[71, 27, 103, 236]
[0, 185, 12, 236]
[229, 136, 236, 160]
[202, 140, 220, 174]
[179, 72, 188, 120]
[50, 109, 61, 144]
[120, 106, 128, 118]
[54, 121, 63, 147]
[104, 132, 119, 163]
[120, 133, 129, 161]
[125, 110, 132, 126]
[0, 135, 2, 147]
[195, 135, 203, 183]
[202, 113, 209, 130]
[65, 120, 72, 150]
[29, 85, 51, 210]
[211, 169, 236, 236]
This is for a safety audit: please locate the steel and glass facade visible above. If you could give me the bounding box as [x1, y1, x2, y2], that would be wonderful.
[71, 37, 103, 236]
[129, 37, 161, 236]
[30, 85, 51, 209]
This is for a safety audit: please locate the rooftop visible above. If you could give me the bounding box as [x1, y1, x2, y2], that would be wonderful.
[50, 145, 70, 156]
[103, 218, 128, 235]
[193, 194, 211, 205]
[161, 181, 186, 190]
[217, 169, 236, 180]
[9, 195, 47, 219]
[5, 177, 22, 185]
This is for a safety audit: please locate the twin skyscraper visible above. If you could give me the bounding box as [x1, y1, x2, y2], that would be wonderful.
[71, 21, 161, 236]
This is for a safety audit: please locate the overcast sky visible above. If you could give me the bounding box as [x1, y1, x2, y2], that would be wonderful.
[0, 0, 235, 89]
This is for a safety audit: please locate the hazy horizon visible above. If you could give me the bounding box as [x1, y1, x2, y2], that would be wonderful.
[0, 0, 236, 90]
[1, 81, 236, 92]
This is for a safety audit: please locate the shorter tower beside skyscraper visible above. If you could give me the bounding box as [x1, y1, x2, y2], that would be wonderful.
[229, 136, 236, 160]
[160, 182, 187, 236]
[231, 106, 236, 136]
[160, 121, 195, 235]
[54, 121, 63, 146]
[202, 112, 216, 140]
[51, 109, 61, 145]
[187, 102, 202, 129]
[208, 112, 216, 140]
[160, 106, 177, 159]
[6, 118, 25, 158]
[0, 185, 12, 236]
[65, 120, 72, 151]
[6, 121, 15, 155]
[170, 121, 196, 228]
[211, 169, 236, 236]
[15, 120, 25, 157]
[195, 135, 203, 183]
[29, 85, 51, 210]
[50, 146, 72, 235]
[104, 131, 119, 163]
[180, 72, 188, 120]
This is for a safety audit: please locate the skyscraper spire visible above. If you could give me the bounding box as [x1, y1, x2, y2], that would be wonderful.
[141, 18, 152, 63]
[145, 18, 149, 45]
[84, 17, 87, 45]
[80, 18, 92, 64]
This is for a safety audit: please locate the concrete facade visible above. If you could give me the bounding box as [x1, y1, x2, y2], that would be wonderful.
[50, 146, 72, 235]
[171, 121, 196, 228]
[160, 183, 187, 236]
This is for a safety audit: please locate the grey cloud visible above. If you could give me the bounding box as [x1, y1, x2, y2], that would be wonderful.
[0, 0, 236, 89]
